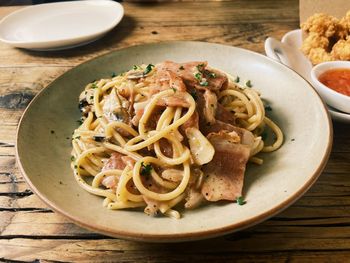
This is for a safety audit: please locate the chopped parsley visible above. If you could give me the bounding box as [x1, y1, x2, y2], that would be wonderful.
[171, 87, 177, 93]
[190, 90, 198, 101]
[234, 76, 240, 83]
[265, 105, 272, 111]
[194, 72, 202, 81]
[111, 72, 117, 78]
[236, 196, 246, 206]
[70, 156, 75, 162]
[91, 83, 98, 89]
[179, 65, 184, 70]
[78, 99, 89, 112]
[208, 72, 216, 78]
[73, 136, 81, 140]
[140, 162, 152, 176]
[76, 119, 83, 125]
[245, 80, 252, 87]
[133, 65, 139, 70]
[143, 64, 155, 75]
[199, 79, 209, 86]
[196, 63, 205, 71]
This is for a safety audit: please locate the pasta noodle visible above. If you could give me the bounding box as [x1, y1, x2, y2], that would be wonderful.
[71, 61, 283, 218]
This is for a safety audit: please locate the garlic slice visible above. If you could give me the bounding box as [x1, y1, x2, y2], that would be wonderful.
[185, 127, 215, 165]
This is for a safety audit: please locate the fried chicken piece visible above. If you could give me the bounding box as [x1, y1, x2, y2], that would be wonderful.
[331, 37, 350, 60]
[301, 13, 341, 38]
[308, 48, 333, 65]
[300, 32, 329, 55]
[340, 11, 350, 34]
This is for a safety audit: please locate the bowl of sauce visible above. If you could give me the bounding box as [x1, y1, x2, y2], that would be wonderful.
[311, 61, 350, 114]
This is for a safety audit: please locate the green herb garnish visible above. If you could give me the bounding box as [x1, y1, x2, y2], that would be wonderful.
[194, 72, 202, 81]
[234, 76, 240, 83]
[91, 83, 98, 89]
[236, 196, 246, 205]
[140, 162, 152, 176]
[208, 72, 216, 78]
[70, 156, 75, 162]
[196, 63, 205, 71]
[199, 80, 209, 86]
[111, 72, 117, 78]
[171, 87, 177, 93]
[246, 80, 252, 87]
[143, 64, 155, 75]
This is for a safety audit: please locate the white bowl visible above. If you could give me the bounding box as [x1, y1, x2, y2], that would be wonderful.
[311, 61, 350, 114]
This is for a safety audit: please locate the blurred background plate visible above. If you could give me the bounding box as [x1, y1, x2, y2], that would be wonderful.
[0, 0, 124, 51]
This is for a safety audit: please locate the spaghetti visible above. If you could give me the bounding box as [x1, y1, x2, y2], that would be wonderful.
[71, 61, 283, 218]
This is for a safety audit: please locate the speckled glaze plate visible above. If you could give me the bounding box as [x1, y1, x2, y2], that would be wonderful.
[16, 41, 332, 242]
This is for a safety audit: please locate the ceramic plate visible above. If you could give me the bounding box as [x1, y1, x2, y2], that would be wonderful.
[0, 0, 124, 51]
[265, 29, 350, 123]
[16, 41, 332, 242]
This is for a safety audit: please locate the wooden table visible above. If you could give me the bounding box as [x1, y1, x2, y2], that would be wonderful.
[1, 1, 350, 261]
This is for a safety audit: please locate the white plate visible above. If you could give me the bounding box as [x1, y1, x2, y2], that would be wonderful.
[0, 0, 124, 51]
[265, 29, 350, 123]
[16, 41, 332, 242]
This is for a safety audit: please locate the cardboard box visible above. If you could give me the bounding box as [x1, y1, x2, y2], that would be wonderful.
[300, 0, 350, 23]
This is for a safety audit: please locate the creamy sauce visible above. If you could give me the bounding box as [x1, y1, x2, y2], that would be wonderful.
[318, 68, 350, 97]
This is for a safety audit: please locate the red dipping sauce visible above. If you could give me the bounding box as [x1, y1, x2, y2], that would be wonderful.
[318, 68, 350, 97]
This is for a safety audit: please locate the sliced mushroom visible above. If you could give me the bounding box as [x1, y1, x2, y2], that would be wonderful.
[103, 88, 130, 123]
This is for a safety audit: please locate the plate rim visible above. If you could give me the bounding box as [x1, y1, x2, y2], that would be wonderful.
[15, 41, 333, 242]
[0, 0, 124, 47]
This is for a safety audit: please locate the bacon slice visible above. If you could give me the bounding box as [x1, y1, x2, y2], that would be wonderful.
[203, 120, 254, 147]
[156, 61, 228, 91]
[149, 68, 187, 95]
[101, 175, 117, 189]
[215, 104, 236, 125]
[156, 92, 190, 108]
[102, 152, 126, 171]
[101, 153, 135, 189]
[201, 132, 250, 201]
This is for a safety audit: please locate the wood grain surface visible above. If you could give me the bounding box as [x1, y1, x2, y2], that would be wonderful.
[1, 1, 350, 262]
